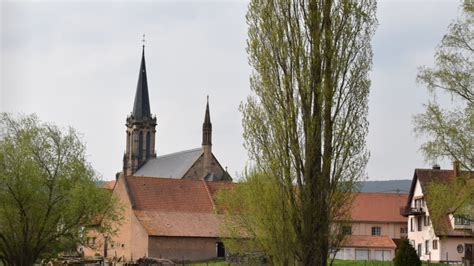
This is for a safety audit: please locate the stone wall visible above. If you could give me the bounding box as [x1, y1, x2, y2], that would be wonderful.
[148, 236, 220, 262]
[182, 153, 225, 180]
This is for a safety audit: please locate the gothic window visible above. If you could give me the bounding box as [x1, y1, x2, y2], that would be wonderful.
[139, 131, 143, 159]
[146, 132, 151, 159]
[126, 132, 131, 154]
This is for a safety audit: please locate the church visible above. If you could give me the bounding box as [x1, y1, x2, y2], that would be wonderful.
[84, 45, 233, 262]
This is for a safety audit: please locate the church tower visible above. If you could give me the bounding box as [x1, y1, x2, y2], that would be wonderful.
[202, 96, 212, 176]
[123, 45, 157, 176]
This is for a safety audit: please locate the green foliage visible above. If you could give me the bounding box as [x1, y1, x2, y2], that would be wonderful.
[426, 176, 474, 233]
[228, 0, 377, 265]
[414, 0, 473, 237]
[0, 113, 122, 265]
[393, 239, 421, 266]
[216, 170, 297, 265]
[415, 0, 473, 170]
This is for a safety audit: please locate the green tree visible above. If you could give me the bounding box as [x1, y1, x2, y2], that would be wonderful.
[414, 0, 473, 170]
[224, 0, 376, 265]
[414, 0, 473, 232]
[393, 239, 421, 266]
[0, 113, 121, 266]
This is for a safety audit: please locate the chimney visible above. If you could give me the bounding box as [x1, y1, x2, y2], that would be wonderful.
[453, 160, 460, 177]
[432, 164, 441, 170]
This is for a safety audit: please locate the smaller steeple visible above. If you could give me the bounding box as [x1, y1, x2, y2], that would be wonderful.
[202, 95, 212, 146]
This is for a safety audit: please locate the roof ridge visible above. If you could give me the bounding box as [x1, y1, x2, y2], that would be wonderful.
[155, 147, 202, 159]
[128, 175, 210, 183]
[201, 179, 216, 210]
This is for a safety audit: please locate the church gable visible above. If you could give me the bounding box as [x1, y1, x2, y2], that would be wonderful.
[182, 153, 228, 181]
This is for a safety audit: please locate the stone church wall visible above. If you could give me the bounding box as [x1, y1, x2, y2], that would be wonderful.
[182, 154, 225, 180]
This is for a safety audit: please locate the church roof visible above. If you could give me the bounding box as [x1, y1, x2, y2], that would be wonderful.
[133, 148, 203, 178]
[132, 46, 151, 119]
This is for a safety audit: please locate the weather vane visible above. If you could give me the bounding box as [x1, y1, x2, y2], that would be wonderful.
[142, 34, 146, 47]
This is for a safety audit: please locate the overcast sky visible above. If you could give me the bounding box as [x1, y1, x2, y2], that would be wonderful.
[1, 0, 462, 181]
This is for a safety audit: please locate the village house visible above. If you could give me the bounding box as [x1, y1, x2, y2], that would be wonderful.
[83, 45, 232, 262]
[402, 162, 474, 263]
[335, 192, 408, 261]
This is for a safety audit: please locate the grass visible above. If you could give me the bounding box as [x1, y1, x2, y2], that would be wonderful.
[187, 259, 454, 265]
[187, 258, 228, 265]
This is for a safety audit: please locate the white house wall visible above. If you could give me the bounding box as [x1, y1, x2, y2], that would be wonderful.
[408, 178, 441, 261]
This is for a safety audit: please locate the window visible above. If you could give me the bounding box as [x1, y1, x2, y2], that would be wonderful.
[425, 240, 429, 255]
[454, 215, 471, 225]
[417, 216, 423, 231]
[424, 216, 431, 226]
[342, 226, 352, 235]
[138, 131, 143, 158]
[400, 227, 408, 234]
[372, 226, 381, 236]
[146, 132, 151, 160]
[432, 240, 438, 250]
[415, 198, 424, 209]
[410, 218, 414, 232]
[418, 244, 422, 257]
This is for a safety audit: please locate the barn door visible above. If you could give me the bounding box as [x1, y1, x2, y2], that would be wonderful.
[217, 242, 225, 258]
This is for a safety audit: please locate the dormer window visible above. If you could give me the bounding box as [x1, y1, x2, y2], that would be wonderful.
[454, 215, 471, 225]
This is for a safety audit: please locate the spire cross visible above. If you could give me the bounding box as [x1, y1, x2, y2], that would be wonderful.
[142, 34, 146, 47]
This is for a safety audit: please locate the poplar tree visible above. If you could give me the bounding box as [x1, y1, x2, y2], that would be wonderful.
[224, 1, 377, 265]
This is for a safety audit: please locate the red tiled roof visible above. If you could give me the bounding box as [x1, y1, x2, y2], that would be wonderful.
[343, 235, 396, 249]
[126, 176, 215, 213]
[102, 180, 116, 191]
[350, 192, 408, 223]
[206, 181, 234, 197]
[134, 210, 222, 237]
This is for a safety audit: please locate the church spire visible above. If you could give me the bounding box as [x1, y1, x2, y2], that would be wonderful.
[132, 45, 151, 119]
[124, 40, 157, 177]
[202, 96, 212, 146]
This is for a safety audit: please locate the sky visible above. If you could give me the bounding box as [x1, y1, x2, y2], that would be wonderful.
[0, 0, 462, 181]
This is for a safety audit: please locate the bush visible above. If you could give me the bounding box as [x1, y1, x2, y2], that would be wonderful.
[393, 239, 421, 266]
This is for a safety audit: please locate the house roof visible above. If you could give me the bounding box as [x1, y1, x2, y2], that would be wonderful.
[350, 192, 408, 223]
[125, 176, 214, 212]
[133, 148, 203, 178]
[102, 180, 116, 192]
[407, 168, 474, 237]
[343, 235, 396, 249]
[124, 176, 235, 238]
[134, 210, 221, 237]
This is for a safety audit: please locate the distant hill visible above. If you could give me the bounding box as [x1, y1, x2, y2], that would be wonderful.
[358, 179, 411, 193]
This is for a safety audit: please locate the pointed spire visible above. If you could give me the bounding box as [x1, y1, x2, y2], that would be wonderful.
[132, 44, 151, 120]
[202, 95, 212, 146]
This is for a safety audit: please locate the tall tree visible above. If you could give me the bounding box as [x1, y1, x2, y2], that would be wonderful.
[0, 113, 121, 266]
[414, 0, 473, 170]
[230, 0, 376, 265]
[414, 0, 473, 236]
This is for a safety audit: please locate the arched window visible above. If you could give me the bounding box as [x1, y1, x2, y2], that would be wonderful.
[126, 132, 131, 154]
[146, 132, 151, 160]
[138, 131, 143, 159]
